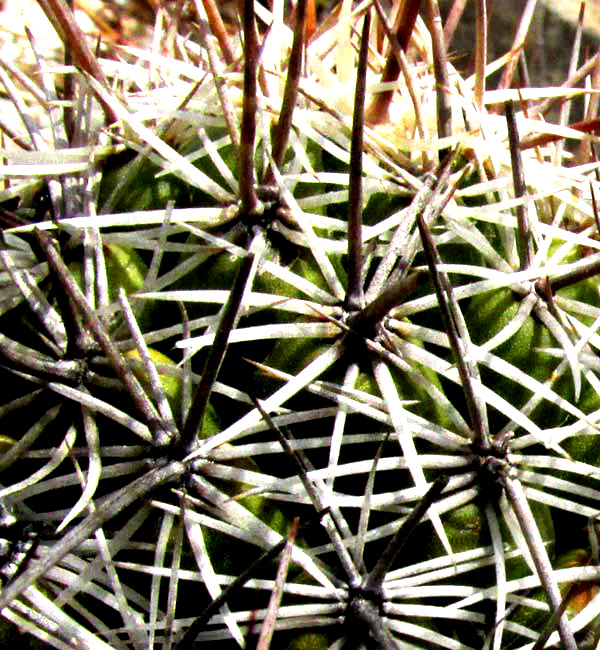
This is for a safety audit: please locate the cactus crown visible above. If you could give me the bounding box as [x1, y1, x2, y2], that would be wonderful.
[1, 1, 600, 649]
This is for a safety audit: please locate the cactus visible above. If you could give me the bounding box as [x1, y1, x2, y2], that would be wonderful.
[1, 1, 600, 649]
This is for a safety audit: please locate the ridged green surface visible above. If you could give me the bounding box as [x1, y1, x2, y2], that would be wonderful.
[1, 2, 600, 649]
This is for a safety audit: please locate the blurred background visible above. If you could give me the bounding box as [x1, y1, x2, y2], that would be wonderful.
[439, 0, 600, 87]
[0, 1, 597, 99]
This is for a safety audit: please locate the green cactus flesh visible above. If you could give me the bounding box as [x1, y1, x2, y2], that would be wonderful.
[3, 2, 600, 650]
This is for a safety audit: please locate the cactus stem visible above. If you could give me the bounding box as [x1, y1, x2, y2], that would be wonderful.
[538, 253, 600, 294]
[199, 0, 236, 66]
[196, 20, 241, 153]
[366, 0, 423, 126]
[363, 474, 449, 595]
[256, 517, 300, 650]
[345, 9, 371, 313]
[119, 288, 178, 443]
[530, 586, 576, 650]
[365, 168, 439, 302]
[177, 534, 289, 650]
[417, 213, 490, 449]
[35, 228, 169, 442]
[495, 0, 537, 93]
[36, 0, 116, 125]
[424, 0, 452, 157]
[239, 0, 260, 218]
[182, 253, 255, 446]
[264, 0, 307, 188]
[505, 100, 533, 271]
[473, 0, 487, 110]
[503, 473, 578, 650]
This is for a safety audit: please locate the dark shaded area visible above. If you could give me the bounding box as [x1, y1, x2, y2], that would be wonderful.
[439, 0, 599, 88]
